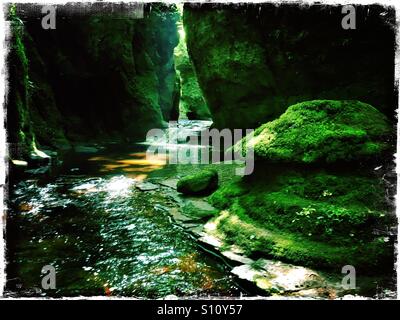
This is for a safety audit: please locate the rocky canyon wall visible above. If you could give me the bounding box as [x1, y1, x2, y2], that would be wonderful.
[183, 3, 396, 130]
[7, 3, 180, 158]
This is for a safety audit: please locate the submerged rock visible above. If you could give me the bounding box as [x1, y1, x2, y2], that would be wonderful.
[236, 100, 392, 164]
[177, 169, 218, 195]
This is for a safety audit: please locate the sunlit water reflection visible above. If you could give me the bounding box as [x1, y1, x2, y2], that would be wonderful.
[6, 121, 241, 298]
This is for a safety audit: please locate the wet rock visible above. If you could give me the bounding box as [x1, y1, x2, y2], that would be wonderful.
[163, 294, 179, 300]
[70, 182, 98, 194]
[180, 199, 218, 220]
[231, 260, 332, 296]
[177, 169, 218, 195]
[221, 251, 254, 265]
[26, 166, 50, 175]
[169, 207, 197, 223]
[11, 159, 28, 167]
[187, 225, 204, 236]
[74, 146, 99, 154]
[29, 149, 51, 167]
[186, 199, 216, 212]
[154, 204, 169, 212]
[198, 233, 223, 248]
[136, 182, 159, 191]
[158, 178, 179, 189]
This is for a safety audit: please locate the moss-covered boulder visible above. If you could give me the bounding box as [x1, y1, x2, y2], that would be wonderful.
[183, 3, 395, 129]
[205, 100, 395, 275]
[207, 210, 392, 273]
[236, 100, 392, 164]
[208, 169, 395, 272]
[177, 169, 218, 195]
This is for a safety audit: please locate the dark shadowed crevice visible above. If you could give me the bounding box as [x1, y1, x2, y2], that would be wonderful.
[173, 4, 211, 121]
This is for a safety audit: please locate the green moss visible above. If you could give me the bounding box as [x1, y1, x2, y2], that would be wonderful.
[181, 202, 218, 220]
[183, 5, 395, 129]
[210, 171, 390, 245]
[208, 181, 248, 209]
[216, 211, 392, 272]
[174, 7, 211, 120]
[177, 169, 218, 195]
[8, 5, 36, 154]
[237, 100, 392, 163]
[183, 6, 277, 128]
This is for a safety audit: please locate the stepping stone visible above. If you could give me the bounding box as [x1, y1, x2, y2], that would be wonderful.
[136, 182, 159, 191]
[158, 179, 178, 189]
[186, 199, 216, 211]
[169, 208, 195, 222]
[221, 251, 254, 265]
[198, 234, 223, 248]
[188, 225, 205, 236]
[231, 260, 330, 296]
[180, 199, 218, 220]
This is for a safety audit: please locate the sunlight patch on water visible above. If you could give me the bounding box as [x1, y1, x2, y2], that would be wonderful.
[14, 181, 74, 216]
[87, 152, 168, 180]
[101, 176, 135, 197]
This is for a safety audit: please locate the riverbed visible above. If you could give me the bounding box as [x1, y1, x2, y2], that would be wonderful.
[6, 120, 248, 298]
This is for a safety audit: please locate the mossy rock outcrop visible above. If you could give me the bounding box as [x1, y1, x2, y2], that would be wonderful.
[183, 3, 395, 129]
[236, 100, 392, 164]
[174, 10, 211, 120]
[208, 169, 395, 272]
[207, 210, 392, 273]
[177, 169, 218, 195]
[207, 99, 395, 273]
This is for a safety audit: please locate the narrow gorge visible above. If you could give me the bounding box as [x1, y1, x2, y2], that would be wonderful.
[4, 3, 397, 299]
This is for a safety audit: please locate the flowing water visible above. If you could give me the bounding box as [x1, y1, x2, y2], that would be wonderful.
[6, 120, 244, 298]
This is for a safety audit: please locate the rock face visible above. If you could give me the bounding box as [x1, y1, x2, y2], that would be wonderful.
[7, 3, 180, 157]
[177, 169, 218, 195]
[174, 17, 211, 120]
[183, 3, 396, 129]
[236, 100, 392, 163]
